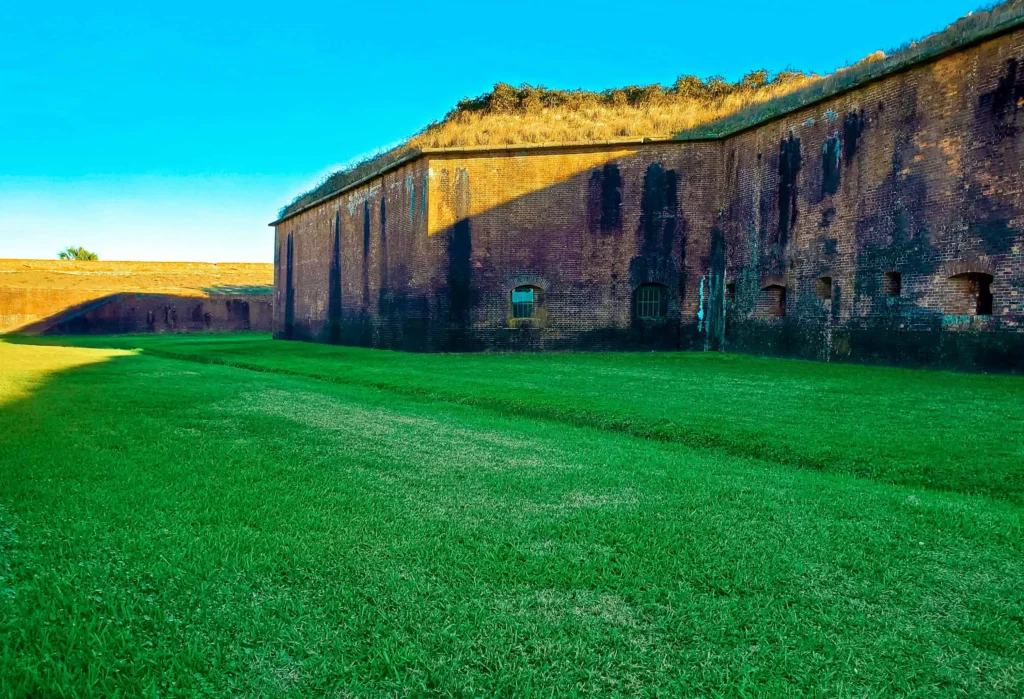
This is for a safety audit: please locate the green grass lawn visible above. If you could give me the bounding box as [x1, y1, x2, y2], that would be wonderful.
[1, 335, 1022, 697]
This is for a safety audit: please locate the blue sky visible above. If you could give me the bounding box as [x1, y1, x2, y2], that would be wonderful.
[0, 0, 986, 262]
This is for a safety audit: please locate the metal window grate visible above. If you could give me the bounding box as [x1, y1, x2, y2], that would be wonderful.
[512, 286, 535, 318]
[637, 285, 664, 319]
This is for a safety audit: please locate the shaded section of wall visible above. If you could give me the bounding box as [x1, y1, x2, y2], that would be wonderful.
[445, 168, 474, 350]
[10, 292, 272, 335]
[1, 259, 273, 335]
[327, 211, 343, 344]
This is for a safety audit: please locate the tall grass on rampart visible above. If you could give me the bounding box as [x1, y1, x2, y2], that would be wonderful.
[279, 0, 1024, 219]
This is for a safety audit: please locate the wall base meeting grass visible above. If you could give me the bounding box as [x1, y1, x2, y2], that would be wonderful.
[1, 334, 1022, 697]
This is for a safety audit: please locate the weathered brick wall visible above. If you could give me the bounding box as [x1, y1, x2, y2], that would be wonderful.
[426, 144, 721, 350]
[1, 288, 106, 332]
[718, 27, 1024, 370]
[274, 159, 435, 348]
[275, 24, 1024, 370]
[0, 260, 274, 335]
[32, 293, 272, 335]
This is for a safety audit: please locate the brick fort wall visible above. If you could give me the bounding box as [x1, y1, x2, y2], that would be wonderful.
[274, 24, 1024, 371]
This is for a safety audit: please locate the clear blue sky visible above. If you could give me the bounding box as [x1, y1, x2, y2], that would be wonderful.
[0, 0, 985, 262]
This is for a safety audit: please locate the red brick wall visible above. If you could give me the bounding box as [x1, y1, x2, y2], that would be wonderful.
[275, 25, 1024, 370]
[3, 290, 272, 335]
[718, 26, 1024, 368]
[274, 159, 436, 348]
[0, 260, 273, 335]
[426, 143, 721, 350]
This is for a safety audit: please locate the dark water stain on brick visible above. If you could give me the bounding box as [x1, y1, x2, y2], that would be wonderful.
[587, 170, 602, 232]
[588, 165, 624, 233]
[226, 299, 251, 330]
[285, 232, 295, 340]
[843, 111, 865, 165]
[970, 215, 1017, 257]
[821, 133, 842, 197]
[855, 103, 936, 305]
[778, 133, 801, 247]
[379, 197, 389, 293]
[362, 200, 371, 310]
[971, 57, 1024, 255]
[979, 57, 1024, 127]
[328, 210, 343, 344]
[638, 163, 680, 255]
[706, 228, 727, 350]
[662, 170, 679, 256]
[447, 168, 474, 349]
[601, 163, 623, 232]
[631, 163, 684, 313]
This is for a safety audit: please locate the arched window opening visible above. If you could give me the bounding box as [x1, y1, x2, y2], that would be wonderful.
[817, 277, 833, 300]
[511, 286, 538, 319]
[759, 284, 787, 318]
[725, 282, 737, 303]
[949, 273, 993, 316]
[636, 284, 666, 319]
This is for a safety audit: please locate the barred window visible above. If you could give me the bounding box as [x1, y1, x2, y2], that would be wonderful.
[636, 284, 665, 319]
[511, 286, 536, 318]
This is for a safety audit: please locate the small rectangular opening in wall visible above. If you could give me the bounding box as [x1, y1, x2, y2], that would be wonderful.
[725, 282, 736, 303]
[949, 273, 993, 317]
[759, 285, 786, 318]
[817, 276, 833, 300]
[977, 282, 993, 316]
[884, 271, 902, 297]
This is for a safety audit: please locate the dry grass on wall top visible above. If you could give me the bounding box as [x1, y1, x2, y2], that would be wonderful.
[410, 71, 818, 149]
[0, 259, 274, 296]
[279, 71, 817, 218]
[278, 0, 1024, 220]
[682, 0, 1024, 138]
[278, 72, 817, 217]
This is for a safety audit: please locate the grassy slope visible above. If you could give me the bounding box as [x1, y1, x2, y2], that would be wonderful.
[48, 333, 1024, 504]
[1, 338, 1022, 697]
[0, 259, 273, 295]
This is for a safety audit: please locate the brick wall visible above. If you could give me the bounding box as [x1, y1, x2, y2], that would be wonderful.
[275, 24, 1024, 371]
[0, 260, 274, 335]
[274, 159, 435, 348]
[718, 26, 1024, 369]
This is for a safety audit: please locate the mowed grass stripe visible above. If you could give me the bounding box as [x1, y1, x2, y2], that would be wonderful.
[0, 341, 1022, 696]
[37, 333, 1024, 503]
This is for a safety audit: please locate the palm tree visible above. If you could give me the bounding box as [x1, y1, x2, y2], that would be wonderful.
[57, 246, 99, 261]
